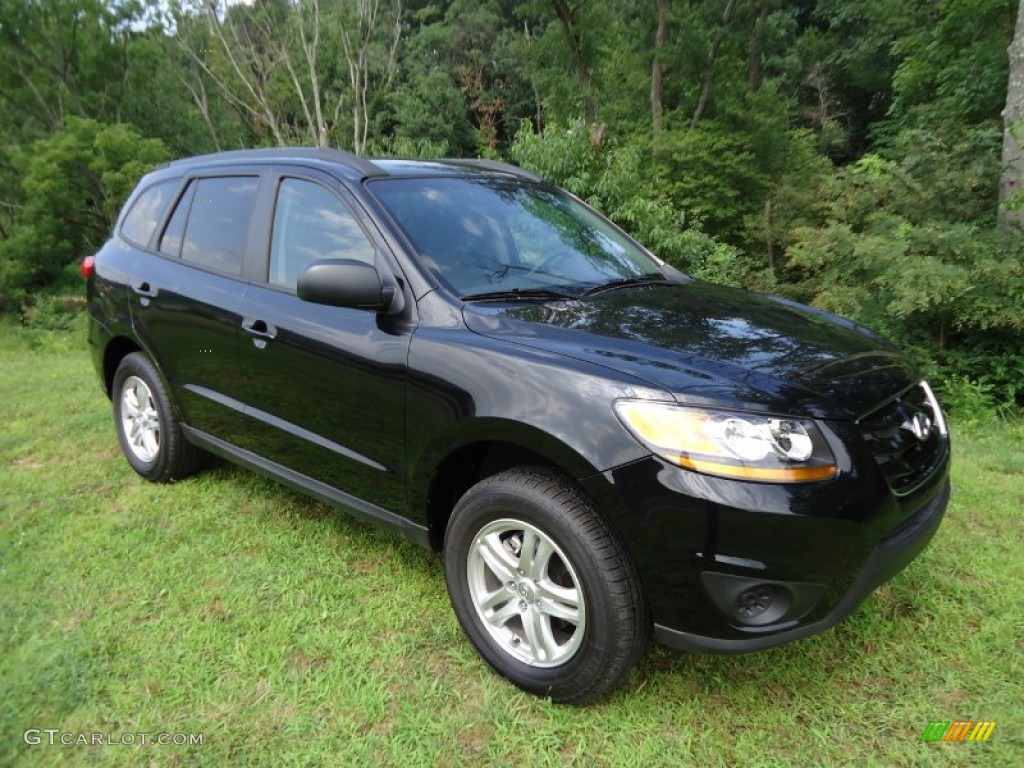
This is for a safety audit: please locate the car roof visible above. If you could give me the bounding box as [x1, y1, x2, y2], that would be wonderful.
[160, 148, 542, 183]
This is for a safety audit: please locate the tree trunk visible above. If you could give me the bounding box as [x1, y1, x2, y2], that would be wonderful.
[999, 0, 1024, 229]
[180, 66, 222, 150]
[524, 21, 545, 133]
[552, 0, 597, 121]
[651, 0, 669, 149]
[747, 1, 768, 92]
[191, 5, 287, 145]
[692, 0, 737, 128]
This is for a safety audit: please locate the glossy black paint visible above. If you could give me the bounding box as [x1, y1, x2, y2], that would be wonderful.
[462, 282, 918, 419]
[87, 148, 950, 653]
[234, 281, 412, 513]
[127, 244, 250, 443]
[297, 259, 396, 311]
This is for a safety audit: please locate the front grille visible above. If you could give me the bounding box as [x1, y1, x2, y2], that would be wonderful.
[857, 382, 948, 496]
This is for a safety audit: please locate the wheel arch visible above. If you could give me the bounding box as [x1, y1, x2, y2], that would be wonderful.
[102, 336, 143, 398]
[416, 423, 604, 551]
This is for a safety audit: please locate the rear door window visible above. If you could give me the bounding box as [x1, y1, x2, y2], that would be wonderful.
[120, 180, 178, 247]
[180, 176, 260, 275]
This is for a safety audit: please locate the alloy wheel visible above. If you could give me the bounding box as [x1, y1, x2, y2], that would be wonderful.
[120, 375, 161, 463]
[466, 518, 586, 667]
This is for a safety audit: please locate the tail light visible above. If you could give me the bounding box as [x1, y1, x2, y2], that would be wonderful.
[81, 255, 95, 279]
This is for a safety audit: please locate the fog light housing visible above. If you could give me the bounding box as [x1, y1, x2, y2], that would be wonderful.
[733, 584, 789, 626]
[701, 572, 825, 628]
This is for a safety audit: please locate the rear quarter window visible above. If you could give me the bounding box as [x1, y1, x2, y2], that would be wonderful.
[159, 180, 195, 257]
[120, 181, 179, 247]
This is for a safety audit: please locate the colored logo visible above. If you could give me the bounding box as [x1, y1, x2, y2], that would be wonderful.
[921, 721, 996, 742]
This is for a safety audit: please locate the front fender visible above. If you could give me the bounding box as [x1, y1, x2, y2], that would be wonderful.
[404, 326, 666, 523]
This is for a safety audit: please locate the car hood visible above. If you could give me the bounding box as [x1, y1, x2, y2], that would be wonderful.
[461, 282, 917, 419]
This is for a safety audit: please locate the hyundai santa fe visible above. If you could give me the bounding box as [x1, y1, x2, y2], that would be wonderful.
[86, 148, 951, 702]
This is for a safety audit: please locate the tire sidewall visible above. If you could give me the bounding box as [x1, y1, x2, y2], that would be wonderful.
[444, 478, 628, 699]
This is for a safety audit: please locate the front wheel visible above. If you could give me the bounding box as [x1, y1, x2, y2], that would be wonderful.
[444, 466, 649, 703]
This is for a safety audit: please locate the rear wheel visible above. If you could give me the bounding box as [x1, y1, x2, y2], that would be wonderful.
[444, 466, 649, 703]
[112, 352, 204, 482]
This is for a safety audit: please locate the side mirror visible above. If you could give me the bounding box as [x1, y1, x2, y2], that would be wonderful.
[296, 259, 403, 313]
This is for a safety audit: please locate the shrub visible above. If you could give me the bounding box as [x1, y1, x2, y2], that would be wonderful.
[0, 118, 170, 305]
[784, 140, 1024, 406]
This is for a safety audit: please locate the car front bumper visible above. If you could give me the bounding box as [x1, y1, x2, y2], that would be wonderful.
[652, 478, 949, 653]
[582, 427, 951, 653]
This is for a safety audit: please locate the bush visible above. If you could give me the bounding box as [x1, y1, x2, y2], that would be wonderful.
[0, 118, 170, 305]
[20, 294, 85, 333]
[783, 133, 1024, 407]
[937, 375, 1000, 425]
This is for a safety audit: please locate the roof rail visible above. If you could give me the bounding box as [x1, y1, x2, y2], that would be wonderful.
[164, 147, 386, 178]
[441, 158, 544, 183]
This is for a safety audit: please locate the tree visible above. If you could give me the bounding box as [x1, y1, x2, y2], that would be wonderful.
[0, 0, 141, 139]
[117, 26, 246, 155]
[691, 0, 737, 127]
[650, 0, 668, 146]
[0, 119, 169, 301]
[168, 0, 402, 151]
[391, 0, 530, 153]
[889, 0, 1013, 126]
[340, 0, 403, 153]
[1000, 0, 1024, 228]
[551, 0, 597, 121]
[169, 0, 290, 145]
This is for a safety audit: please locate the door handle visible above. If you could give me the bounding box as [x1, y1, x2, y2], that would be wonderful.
[241, 317, 277, 340]
[131, 280, 158, 298]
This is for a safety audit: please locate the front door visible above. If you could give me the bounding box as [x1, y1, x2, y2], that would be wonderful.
[233, 171, 413, 514]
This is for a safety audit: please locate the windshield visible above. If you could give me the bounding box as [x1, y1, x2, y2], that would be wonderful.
[368, 176, 663, 298]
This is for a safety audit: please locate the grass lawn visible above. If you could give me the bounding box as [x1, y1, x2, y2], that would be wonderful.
[1, 320, 1021, 767]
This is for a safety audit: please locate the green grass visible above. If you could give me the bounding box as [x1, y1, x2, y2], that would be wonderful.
[1, 319, 1022, 767]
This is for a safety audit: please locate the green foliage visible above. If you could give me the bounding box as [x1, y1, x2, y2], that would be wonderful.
[889, 0, 1015, 125]
[0, 0, 1020, 411]
[0, 0, 142, 140]
[743, 128, 833, 262]
[652, 123, 767, 243]
[509, 120, 741, 282]
[391, 0, 531, 154]
[119, 29, 244, 156]
[368, 135, 450, 159]
[796, 0, 930, 156]
[20, 295, 84, 333]
[786, 140, 1024, 405]
[390, 64, 474, 152]
[0, 119, 169, 303]
[938, 376, 1002, 424]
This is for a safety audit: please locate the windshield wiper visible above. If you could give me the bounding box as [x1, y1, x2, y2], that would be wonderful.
[461, 288, 578, 302]
[581, 275, 673, 297]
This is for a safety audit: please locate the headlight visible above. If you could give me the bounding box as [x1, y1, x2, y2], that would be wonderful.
[614, 401, 837, 483]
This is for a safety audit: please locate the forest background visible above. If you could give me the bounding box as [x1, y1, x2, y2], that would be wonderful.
[2, 0, 1023, 416]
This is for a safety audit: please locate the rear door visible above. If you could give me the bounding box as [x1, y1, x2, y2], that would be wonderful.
[233, 167, 413, 513]
[129, 170, 263, 443]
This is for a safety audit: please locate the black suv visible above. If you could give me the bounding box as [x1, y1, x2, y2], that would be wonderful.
[86, 148, 950, 702]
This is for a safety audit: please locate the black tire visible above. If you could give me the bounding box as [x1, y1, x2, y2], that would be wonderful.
[112, 352, 204, 483]
[444, 466, 649, 703]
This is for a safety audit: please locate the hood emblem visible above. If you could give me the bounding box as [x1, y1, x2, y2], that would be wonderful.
[902, 410, 933, 442]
